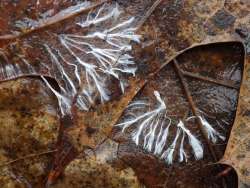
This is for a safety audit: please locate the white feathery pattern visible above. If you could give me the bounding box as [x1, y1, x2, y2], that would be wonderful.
[177, 120, 203, 160]
[198, 116, 226, 143]
[0, 3, 134, 115]
[179, 133, 188, 163]
[41, 3, 140, 115]
[160, 126, 181, 164]
[115, 91, 169, 147]
[186, 116, 226, 144]
[76, 3, 120, 28]
[116, 91, 226, 165]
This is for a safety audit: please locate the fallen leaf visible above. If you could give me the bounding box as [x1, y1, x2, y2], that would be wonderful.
[222, 46, 250, 187]
[113, 41, 245, 187]
[0, 0, 250, 187]
[0, 1, 156, 185]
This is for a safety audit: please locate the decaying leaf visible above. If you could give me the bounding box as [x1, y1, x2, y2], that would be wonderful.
[0, 2, 142, 116]
[0, 0, 250, 187]
[222, 46, 250, 187]
[0, 78, 58, 187]
[112, 42, 245, 187]
[0, 0, 153, 186]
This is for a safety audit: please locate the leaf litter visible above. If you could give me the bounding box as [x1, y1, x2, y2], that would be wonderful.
[0, 0, 249, 187]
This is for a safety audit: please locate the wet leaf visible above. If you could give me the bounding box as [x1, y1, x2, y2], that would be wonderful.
[0, 0, 250, 187]
[112, 42, 245, 187]
[222, 46, 250, 187]
[51, 139, 141, 188]
[0, 0, 154, 186]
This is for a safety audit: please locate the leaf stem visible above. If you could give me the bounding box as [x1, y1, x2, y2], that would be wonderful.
[182, 71, 239, 89]
[173, 59, 218, 161]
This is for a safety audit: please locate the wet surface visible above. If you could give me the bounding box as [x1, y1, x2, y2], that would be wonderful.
[113, 42, 244, 188]
[0, 0, 99, 36]
[0, 0, 249, 187]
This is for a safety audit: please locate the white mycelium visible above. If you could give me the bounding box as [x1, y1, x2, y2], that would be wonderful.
[116, 91, 169, 150]
[0, 3, 140, 116]
[186, 116, 226, 144]
[116, 90, 226, 165]
[42, 3, 140, 115]
[177, 120, 203, 160]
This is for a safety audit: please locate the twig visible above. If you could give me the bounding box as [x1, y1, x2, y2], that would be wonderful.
[173, 59, 218, 161]
[46, 145, 78, 187]
[182, 71, 239, 89]
[173, 59, 228, 188]
[0, 150, 57, 168]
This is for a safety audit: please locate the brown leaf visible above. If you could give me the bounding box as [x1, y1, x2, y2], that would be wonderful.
[0, 0, 250, 187]
[113, 41, 245, 188]
[222, 48, 250, 186]
[0, 1, 155, 185]
[0, 78, 59, 187]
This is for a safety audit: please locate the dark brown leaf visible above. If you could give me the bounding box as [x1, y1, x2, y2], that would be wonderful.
[113, 42, 244, 188]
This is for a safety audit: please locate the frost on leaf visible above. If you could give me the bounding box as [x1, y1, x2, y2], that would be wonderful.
[0, 3, 140, 116]
[116, 91, 226, 165]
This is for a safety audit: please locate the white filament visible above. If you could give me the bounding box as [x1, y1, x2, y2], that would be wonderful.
[41, 76, 71, 116]
[82, 17, 140, 49]
[144, 113, 162, 151]
[44, 45, 77, 96]
[0, 3, 140, 117]
[116, 90, 207, 164]
[116, 91, 168, 151]
[179, 133, 188, 162]
[198, 116, 226, 143]
[116, 91, 166, 133]
[186, 116, 226, 144]
[161, 127, 181, 165]
[4, 64, 17, 78]
[62, 33, 138, 81]
[53, 3, 139, 112]
[153, 118, 171, 155]
[177, 121, 203, 160]
[77, 3, 120, 28]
